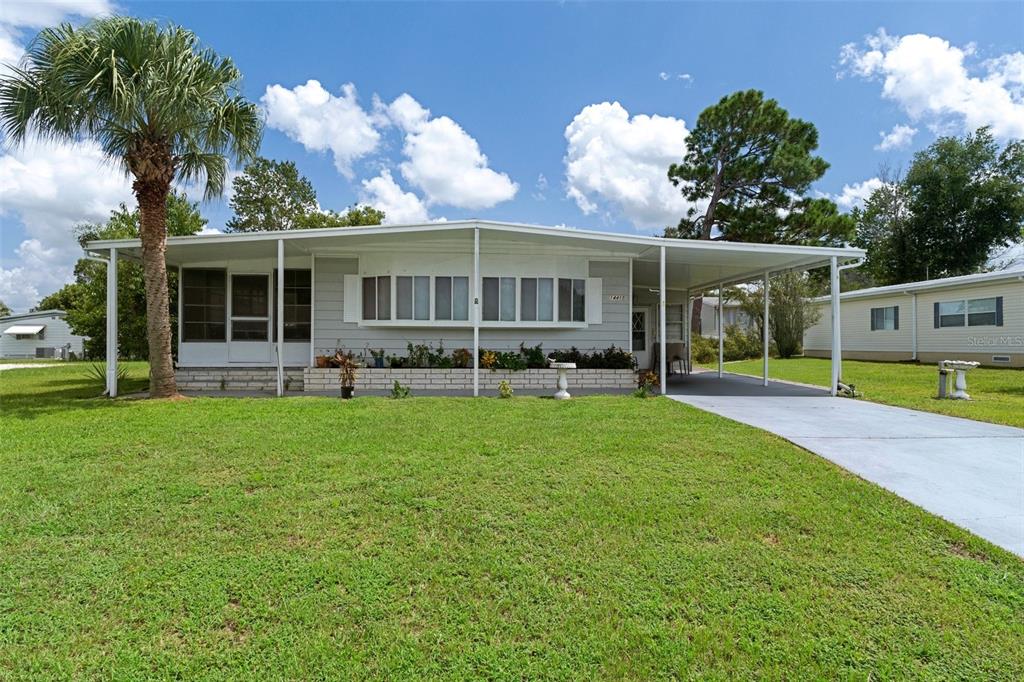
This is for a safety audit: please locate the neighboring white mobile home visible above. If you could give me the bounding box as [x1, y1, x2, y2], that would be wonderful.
[84, 220, 863, 395]
[700, 296, 754, 337]
[0, 310, 85, 359]
[804, 269, 1024, 367]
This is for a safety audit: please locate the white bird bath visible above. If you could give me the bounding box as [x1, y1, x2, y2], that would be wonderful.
[939, 360, 981, 400]
[548, 361, 576, 400]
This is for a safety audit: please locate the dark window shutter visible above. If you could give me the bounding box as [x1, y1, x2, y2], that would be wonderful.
[995, 297, 1003, 327]
[870, 308, 876, 331]
[893, 306, 899, 330]
[933, 302, 940, 328]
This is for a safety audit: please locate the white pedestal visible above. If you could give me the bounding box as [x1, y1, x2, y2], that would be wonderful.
[549, 361, 576, 400]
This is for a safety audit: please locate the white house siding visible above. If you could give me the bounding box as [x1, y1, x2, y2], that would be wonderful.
[313, 256, 629, 358]
[804, 278, 1024, 367]
[0, 313, 84, 359]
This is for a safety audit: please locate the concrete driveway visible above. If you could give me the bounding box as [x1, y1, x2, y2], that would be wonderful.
[669, 372, 1024, 557]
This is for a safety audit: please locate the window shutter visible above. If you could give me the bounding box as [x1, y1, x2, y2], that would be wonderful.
[995, 296, 1003, 326]
[893, 306, 899, 330]
[585, 277, 602, 324]
[933, 302, 940, 328]
[343, 275, 359, 323]
[870, 309, 877, 331]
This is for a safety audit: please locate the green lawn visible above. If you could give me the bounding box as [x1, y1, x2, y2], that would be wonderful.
[2, 364, 1023, 679]
[703, 357, 1024, 429]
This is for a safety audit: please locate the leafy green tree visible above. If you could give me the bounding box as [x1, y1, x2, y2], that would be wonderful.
[295, 205, 386, 229]
[854, 129, 1024, 285]
[37, 193, 206, 360]
[0, 17, 262, 396]
[226, 157, 318, 232]
[666, 90, 851, 332]
[228, 156, 385, 231]
[0, 300, 11, 317]
[667, 89, 850, 246]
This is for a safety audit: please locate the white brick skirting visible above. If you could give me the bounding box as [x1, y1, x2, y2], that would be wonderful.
[303, 367, 636, 392]
[176, 367, 305, 392]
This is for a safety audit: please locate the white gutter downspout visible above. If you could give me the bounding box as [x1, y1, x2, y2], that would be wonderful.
[659, 246, 666, 395]
[911, 291, 918, 361]
[276, 239, 285, 397]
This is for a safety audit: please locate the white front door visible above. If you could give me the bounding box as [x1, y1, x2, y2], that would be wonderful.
[632, 308, 652, 370]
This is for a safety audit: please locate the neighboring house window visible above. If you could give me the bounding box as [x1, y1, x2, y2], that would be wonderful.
[482, 277, 516, 321]
[519, 277, 554, 322]
[362, 276, 391, 321]
[934, 296, 1003, 328]
[967, 297, 998, 326]
[558, 278, 585, 322]
[870, 305, 899, 331]
[231, 274, 270, 341]
[182, 269, 226, 341]
[434, 276, 470, 321]
[273, 269, 312, 341]
[396, 276, 430, 320]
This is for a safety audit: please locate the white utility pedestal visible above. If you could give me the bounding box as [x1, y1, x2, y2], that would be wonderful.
[939, 360, 981, 400]
[549, 361, 576, 400]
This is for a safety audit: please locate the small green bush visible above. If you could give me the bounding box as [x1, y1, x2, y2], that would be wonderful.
[390, 380, 411, 399]
[498, 380, 514, 398]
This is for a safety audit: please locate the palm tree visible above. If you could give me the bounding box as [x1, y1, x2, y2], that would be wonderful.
[0, 17, 262, 397]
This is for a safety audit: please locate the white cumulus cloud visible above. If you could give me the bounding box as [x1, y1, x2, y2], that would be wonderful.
[381, 93, 518, 210]
[0, 0, 113, 69]
[875, 123, 917, 151]
[359, 169, 430, 224]
[262, 80, 381, 178]
[563, 101, 691, 229]
[840, 29, 1024, 139]
[826, 177, 884, 211]
[0, 138, 134, 311]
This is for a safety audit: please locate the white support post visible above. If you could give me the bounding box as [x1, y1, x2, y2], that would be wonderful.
[106, 247, 118, 397]
[717, 282, 724, 378]
[309, 255, 316, 367]
[659, 246, 666, 395]
[830, 256, 840, 397]
[472, 227, 480, 397]
[276, 239, 285, 397]
[685, 294, 693, 375]
[763, 271, 770, 387]
[627, 258, 633, 355]
[682, 289, 689, 375]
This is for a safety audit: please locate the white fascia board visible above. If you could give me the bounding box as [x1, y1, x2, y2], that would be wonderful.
[84, 219, 865, 263]
[811, 268, 1024, 302]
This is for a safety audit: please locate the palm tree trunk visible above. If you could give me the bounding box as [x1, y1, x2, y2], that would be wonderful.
[135, 179, 178, 398]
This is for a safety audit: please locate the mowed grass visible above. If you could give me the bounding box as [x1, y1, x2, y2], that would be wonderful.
[1, 364, 1023, 679]
[704, 357, 1024, 428]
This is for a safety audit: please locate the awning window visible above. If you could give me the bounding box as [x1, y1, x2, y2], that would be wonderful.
[3, 324, 45, 335]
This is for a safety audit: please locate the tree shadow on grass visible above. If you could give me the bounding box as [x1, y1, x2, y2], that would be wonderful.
[1, 374, 149, 420]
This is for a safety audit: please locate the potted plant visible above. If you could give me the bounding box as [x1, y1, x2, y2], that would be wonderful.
[335, 350, 357, 399]
[369, 348, 385, 368]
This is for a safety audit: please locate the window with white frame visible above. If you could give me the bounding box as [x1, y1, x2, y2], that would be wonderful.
[435, 276, 470, 321]
[358, 274, 589, 324]
[362, 276, 391, 320]
[967, 297, 998, 326]
[519, 277, 554, 322]
[558, 278, 585, 322]
[482, 277, 516, 322]
[231, 274, 270, 341]
[870, 305, 898, 331]
[396, 276, 431, 320]
[936, 296, 1003, 328]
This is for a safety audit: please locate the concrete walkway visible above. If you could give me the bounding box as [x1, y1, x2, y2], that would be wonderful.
[669, 372, 1024, 557]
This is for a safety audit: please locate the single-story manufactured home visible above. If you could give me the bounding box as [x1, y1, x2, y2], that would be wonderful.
[803, 269, 1024, 367]
[84, 220, 864, 396]
[700, 296, 754, 338]
[0, 310, 84, 359]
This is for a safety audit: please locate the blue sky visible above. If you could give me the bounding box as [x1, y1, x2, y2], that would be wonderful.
[1, 1, 1022, 310]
